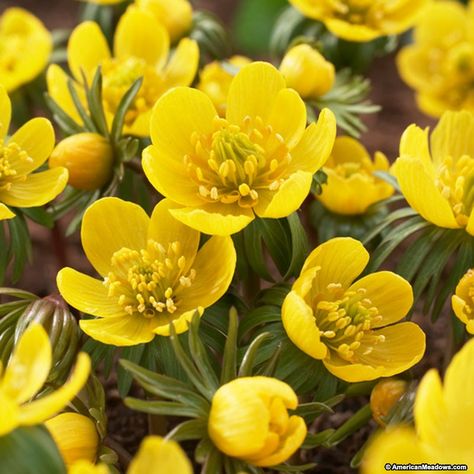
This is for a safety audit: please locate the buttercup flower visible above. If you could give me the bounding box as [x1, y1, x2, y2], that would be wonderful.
[57, 197, 236, 346]
[397, 1, 474, 117]
[128, 436, 192, 474]
[45, 413, 99, 467]
[208, 376, 307, 467]
[134, 0, 193, 43]
[47, 8, 199, 137]
[143, 62, 336, 235]
[362, 338, 474, 471]
[317, 136, 393, 215]
[392, 110, 474, 236]
[0, 324, 91, 437]
[0, 8, 52, 92]
[370, 378, 408, 427]
[49, 133, 114, 191]
[282, 237, 425, 382]
[69, 461, 109, 474]
[452, 269, 474, 335]
[279, 44, 335, 100]
[288, 0, 428, 42]
[0, 86, 68, 221]
[197, 56, 251, 117]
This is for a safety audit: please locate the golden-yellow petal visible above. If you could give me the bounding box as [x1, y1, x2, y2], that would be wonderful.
[0, 85, 11, 138]
[0, 203, 15, 220]
[163, 38, 199, 87]
[398, 124, 433, 175]
[467, 208, 474, 237]
[0, 389, 20, 436]
[226, 62, 285, 126]
[1, 324, 51, 404]
[325, 19, 379, 42]
[81, 197, 149, 276]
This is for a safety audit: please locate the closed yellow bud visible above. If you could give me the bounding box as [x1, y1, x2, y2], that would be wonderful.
[280, 44, 335, 99]
[135, 0, 193, 42]
[208, 376, 307, 467]
[45, 413, 99, 467]
[370, 379, 408, 427]
[49, 133, 114, 191]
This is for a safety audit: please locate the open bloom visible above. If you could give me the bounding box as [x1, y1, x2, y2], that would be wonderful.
[288, 0, 428, 42]
[134, 0, 193, 43]
[397, 1, 474, 117]
[392, 110, 474, 236]
[0, 86, 68, 221]
[57, 197, 236, 346]
[0, 324, 91, 437]
[47, 8, 199, 137]
[362, 338, 474, 471]
[0, 8, 52, 92]
[452, 269, 474, 335]
[45, 413, 99, 467]
[317, 136, 393, 215]
[282, 237, 425, 382]
[208, 376, 306, 467]
[197, 56, 251, 117]
[143, 61, 336, 235]
[279, 44, 335, 100]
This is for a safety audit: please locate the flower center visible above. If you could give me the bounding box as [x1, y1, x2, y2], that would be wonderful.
[312, 283, 384, 361]
[104, 239, 196, 318]
[0, 140, 32, 190]
[436, 155, 474, 228]
[332, 156, 373, 179]
[460, 269, 474, 317]
[185, 116, 291, 208]
[102, 57, 164, 127]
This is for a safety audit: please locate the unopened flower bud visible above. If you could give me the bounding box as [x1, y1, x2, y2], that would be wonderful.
[280, 44, 335, 99]
[370, 378, 408, 426]
[49, 133, 114, 191]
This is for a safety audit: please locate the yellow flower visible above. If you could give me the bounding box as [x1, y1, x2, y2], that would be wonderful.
[452, 269, 474, 335]
[0, 8, 52, 92]
[208, 376, 307, 467]
[49, 133, 114, 191]
[57, 197, 236, 346]
[134, 0, 193, 43]
[197, 56, 252, 117]
[128, 436, 192, 474]
[143, 62, 337, 236]
[279, 44, 335, 100]
[370, 378, 407, 427]
[362, 338, 474, 471]
[69, 461, 109, 474]
[317, 136, 393, 215]
[0, 86, 68, 221]
[45, 413, 99, 467]
[392, 110, 474, 236]
[0, 324, 91, 437]
[282, 237, 425, 382]
[289, 0, 428, 42]
[397, 1, 474, 117]
[81, 0, 125, 4]
[47, 8, 199, 137]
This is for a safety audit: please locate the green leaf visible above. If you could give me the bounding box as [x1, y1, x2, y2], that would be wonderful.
[238, 332, 272, 377]
[0, 426, 66, 474]
[86, 68, 110, 137]
[243, 220, 274, 281]
[272, 463, 317, 472]
[259, 218, 292, 276]
[67, 78, 97, 132]
[284, 212, 309, 279]
[239, 305, 281, 340]
[220, 307, 239, 385]
[324, 404, 372, 447]
[201, 447, 223, 474]
[125, 398, 204, 418]
[117, 344, 145, 397]
[7, 214, 32, 282]
[302, 429, 336, 449]
[166, 419, 207, 442]
[20, 207, 54, 228]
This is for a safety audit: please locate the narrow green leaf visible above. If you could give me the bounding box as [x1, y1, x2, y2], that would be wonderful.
[220, 307, 239, 384]
[67, 78, 97, 132]
[117, 344, 145, 397]
[325, 404, 372, 446]
[238, 332, 272, 377]
[125, 398, 203, 418]
[284, 212, 309, 279]
[86, 68, 109, 137]
[166, 419, 207, 442]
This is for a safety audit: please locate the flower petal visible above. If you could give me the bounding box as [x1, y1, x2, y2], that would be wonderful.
[1, 325, 51, 404]
[114, 7, 169, 69]
[0, 85, 11, 138]
[398, 124, 433, 175]
[394, 156, 459, 229]
[19, 352, 90, 425]
[163, 38, 199, 87]
[254, 170, 312, 219]
[467, 208, 474, 237]
[148, 199, 200, 268]
[80, 316, 157, 346]
[0, 167, 68, 208]
[325, 19, 379, 42]
[169, 203, 254, 235]
[349, 271, 413, 327]
[153, 308, 202, 337]
[287, 108, 336, 174]
[267, 88, 306, 149]
[301, 237, 369, 290]
[452, 295, 469, 326]
[0, 203, 15, 220]
[57, 268, 126, 318]
[68, 21, 111, 81]
[226, 62, 285, 126]
[8, 117, 55, 174]
[128, 436, 193, 474]
[0, 390, 20, 437]
[282, 291, 327, 360]
[81, 197, 149, 276]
